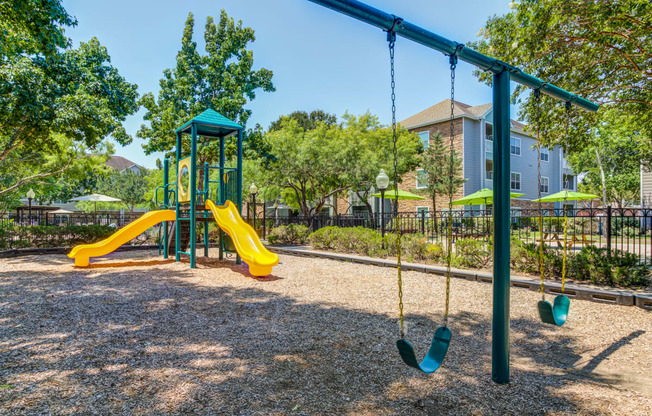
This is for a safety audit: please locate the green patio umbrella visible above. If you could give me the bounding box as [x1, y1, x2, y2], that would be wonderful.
[370, 189, 425, 200]
[451, 188, 524, 206]
[531, 190, 598, 203]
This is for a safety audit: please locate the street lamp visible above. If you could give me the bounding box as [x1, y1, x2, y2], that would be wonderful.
[26, 188, 35, 225]
[249, 183, 258, 227]
[376, 169, 390, 247]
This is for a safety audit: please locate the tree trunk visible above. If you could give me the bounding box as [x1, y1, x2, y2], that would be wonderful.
[432, 192, 438, 233]
[595, 148, 607, 207]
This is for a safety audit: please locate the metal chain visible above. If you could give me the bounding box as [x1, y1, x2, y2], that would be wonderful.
[535, 90, 545, 300]
[388, 28, 404, 339]
[444, 53, 458, 327]
[561, 102, 572, 293]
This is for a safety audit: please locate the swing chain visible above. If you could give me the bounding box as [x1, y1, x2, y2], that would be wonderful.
[561, 101, 572, 293]
[534, 89, 545, 300]
[388, 24, 404, 338]
[443, 50, 460, 327]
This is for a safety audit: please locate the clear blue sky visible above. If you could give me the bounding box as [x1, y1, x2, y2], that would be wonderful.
[61, 0, 513, 169]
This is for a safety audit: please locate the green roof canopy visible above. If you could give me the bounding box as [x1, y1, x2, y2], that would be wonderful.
[531, 190, 598, 203]
[370, 189, 425, 200]
[452, 188, 524, 206]
[175, 109, 242, 137]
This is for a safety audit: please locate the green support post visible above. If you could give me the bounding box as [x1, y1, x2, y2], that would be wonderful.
[204, 162, 209, 257]
[219, 137, 225, 260]
[175, 133, 182, 262]
[190, 123, 198, 268]
[235, 129, 243, 265]
[492, 69, 511, 384]
[163, 158, 169, 260]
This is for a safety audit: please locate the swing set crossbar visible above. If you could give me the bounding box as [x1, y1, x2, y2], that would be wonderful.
[308, 0, 599, 112]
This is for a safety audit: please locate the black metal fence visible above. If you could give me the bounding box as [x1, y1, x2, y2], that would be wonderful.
[1, 212, 145, 228]
[268, 206, 652, 265]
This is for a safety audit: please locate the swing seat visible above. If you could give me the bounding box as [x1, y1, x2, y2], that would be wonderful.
[537, 295, 570, 326]
[396, 326, 452, 373]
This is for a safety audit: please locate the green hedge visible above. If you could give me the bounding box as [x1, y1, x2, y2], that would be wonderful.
[0, 225, 119, 250]
[305, 226, 649, 288]
[267, 224, 311, 245]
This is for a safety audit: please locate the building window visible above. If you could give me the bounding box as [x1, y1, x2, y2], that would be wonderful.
[510, 137, 521, 156]
[416, 206, 429, 217]
[416, 169, 428, 189]
[485, 139, 493, 180]
[540, 176, 549, 194]
[510, 207, 522, 224]
[563, 174, 575, 190]
[510, 172, 521, 190]
[541, 147, 549, 162]
[418, 131, 429, 149]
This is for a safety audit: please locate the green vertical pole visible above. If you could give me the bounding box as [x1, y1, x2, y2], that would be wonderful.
[204, 162, 209, 257]
[219, 136, 225, 260]
[492, 69, 511, 384]
[235, 129, 243, 265]
[163, 158, 169, 259]
[175, 133, 182, 262]
[190, 123, 198, 268]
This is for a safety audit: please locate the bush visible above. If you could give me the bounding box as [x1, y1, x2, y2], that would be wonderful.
[0, 225, 116, 249]
[452, 238, 492, 269]
[573, 246, 649, 287]
[267, 224, 311, 245]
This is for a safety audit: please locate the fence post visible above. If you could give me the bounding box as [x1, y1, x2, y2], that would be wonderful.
[606, 205, 612, 256]
[421, 210, 425, 234]
[262, 201, 266, 239]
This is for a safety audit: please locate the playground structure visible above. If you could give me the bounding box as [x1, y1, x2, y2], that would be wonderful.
[308, 0, 599, 383]
[68, 109, 278, 277]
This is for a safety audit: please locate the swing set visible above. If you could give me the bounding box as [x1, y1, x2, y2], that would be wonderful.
[308, 0, 599, 384]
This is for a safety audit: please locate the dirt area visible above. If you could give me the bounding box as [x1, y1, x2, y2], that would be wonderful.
[1, 249, 651, 415]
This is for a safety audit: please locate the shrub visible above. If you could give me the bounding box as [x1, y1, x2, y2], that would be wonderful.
[401, 233, 433, 262]
[452, 238, 491, 269]
[0, 225, 116, 249]
[573, 246, 649, 287]
[267, 224, 311, 245]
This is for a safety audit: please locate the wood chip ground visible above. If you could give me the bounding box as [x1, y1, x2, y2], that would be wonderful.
[1, 249, 650, 415]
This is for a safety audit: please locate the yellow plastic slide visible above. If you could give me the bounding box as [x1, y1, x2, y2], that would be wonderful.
[68, 210, 176, 267]
[205, 199, 279, 276]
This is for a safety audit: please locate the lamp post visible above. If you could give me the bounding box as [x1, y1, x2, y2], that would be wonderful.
[26, 188, 35, 225]
[249, 183, 258, 228]
[376, 169, 389, 248]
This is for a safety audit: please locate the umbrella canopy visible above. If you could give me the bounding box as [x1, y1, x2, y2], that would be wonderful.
[531, 190, 598, 203]
[50, 208, 73, 214]
[70, 193, 122, 215]
[451, 188, 524, 206]
[370, 189, 425, 200]
[70, 193, 122, 202]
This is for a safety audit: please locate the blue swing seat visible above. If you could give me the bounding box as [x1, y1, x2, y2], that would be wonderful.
[396, 326, 452, 373]
[537, 294, 570, 326]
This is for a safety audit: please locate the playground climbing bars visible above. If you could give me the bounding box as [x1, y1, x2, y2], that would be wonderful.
[307, 0, 599, 384]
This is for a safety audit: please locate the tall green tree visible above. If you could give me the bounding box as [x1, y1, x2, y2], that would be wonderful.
[1, 0, 139, 199]
[138, 11, 274, 164]
[568, 111, 641, 207]
[97, 169, 151, 212]
[470, 0, 651, 158]
[268, 110, 337, 132]
[413, 132, 464, 230]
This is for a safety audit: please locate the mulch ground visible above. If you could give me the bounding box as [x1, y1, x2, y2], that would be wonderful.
[1, 249, 650, 415]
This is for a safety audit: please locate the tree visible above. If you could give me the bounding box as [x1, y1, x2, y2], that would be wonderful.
[413, 132, 464, 231]
[269, 110, 337, 132]
[1, 0, 139, 200]
[257, 112, 421, 223]
[138, 11, 274, 165]
[568, 111, 642, 207]
[340, 112, 422, 215]
[97, 169, 151, 212]
[469, 0, 651, 158]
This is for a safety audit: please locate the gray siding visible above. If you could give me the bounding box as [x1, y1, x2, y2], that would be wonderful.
[642, 166, 652, 207]
[463, 118, 482, 195]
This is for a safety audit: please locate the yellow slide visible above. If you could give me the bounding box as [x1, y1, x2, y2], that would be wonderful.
[206, 199, 279, 276]
[68, 210, 176, 267]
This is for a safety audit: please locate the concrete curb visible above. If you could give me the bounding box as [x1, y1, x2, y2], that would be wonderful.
[269, 246, 649, 310]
